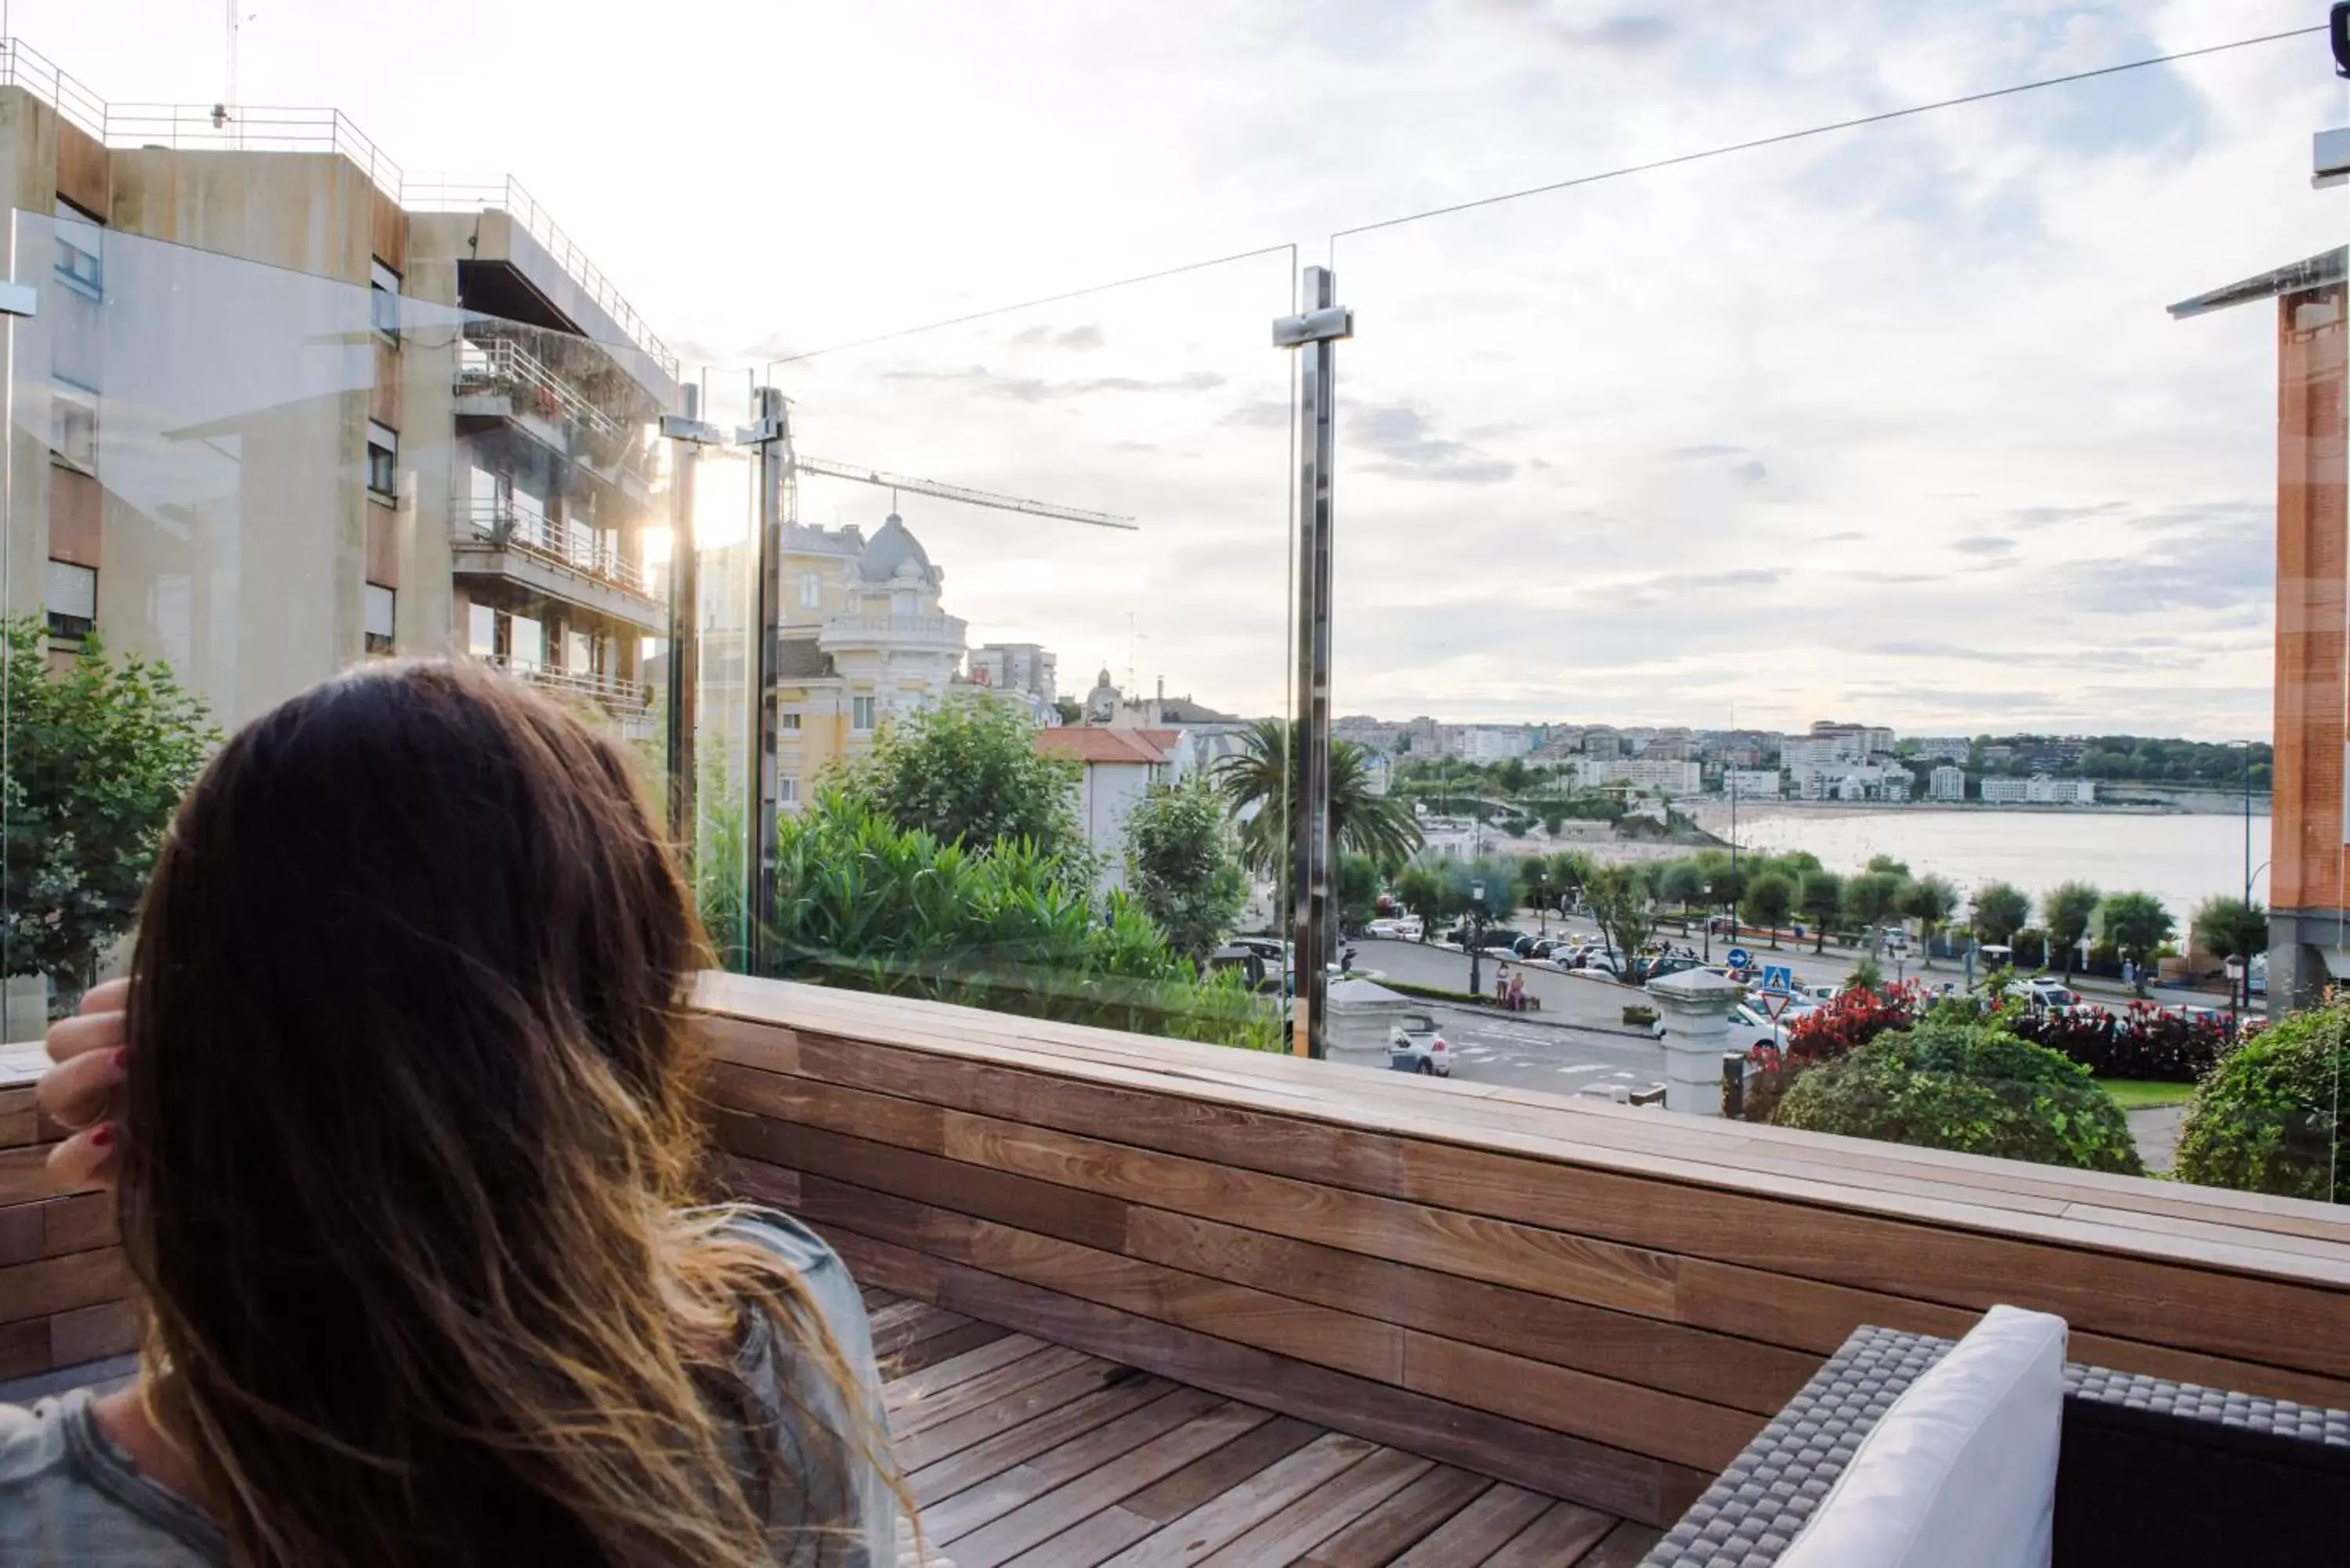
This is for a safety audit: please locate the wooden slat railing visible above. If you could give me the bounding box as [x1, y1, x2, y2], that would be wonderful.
[698, 973, 2350, 1530]
[0, 1084, 132, 1383]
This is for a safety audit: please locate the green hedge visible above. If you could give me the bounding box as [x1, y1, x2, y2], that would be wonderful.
[2173, 1003, 2349, 1203]
[1773, 1020, 2142, 1174]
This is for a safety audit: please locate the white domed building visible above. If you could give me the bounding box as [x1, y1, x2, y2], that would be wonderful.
[768, 511, 973, 804]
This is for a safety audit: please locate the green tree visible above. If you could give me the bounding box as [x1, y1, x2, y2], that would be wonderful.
[1798, 870, 1844, 953]
[1842, 871, 1904, 950]
[1657, 859, 1705, 911]
[2, 620, 215, 1010]
[833, 696, 1081, 862]
[1548, 850, 1596, 911]
[768, 792, 1278, 1050]
[2175, 999, 2348, 1202]
[2189, 894, 2268, 1013]
[1846, 955, 1885, 994]
[2041, 880, 2102, 981]
[1215, 719, 1423, 885]
[1742, 871, 1795, 947]
[1899, 875, 1958, 967]
[1970, 880, 2030, 946]
[1122, 778, 1247, 963]
[2099, 891, 2175, 994]
[1585, 865, 1656, 981]
[1774, 1021, 2141, 1175]
[1336, 852, 1383, 930]
[1865, 854, 1911, 879]
[1394, 864, 1444, 939]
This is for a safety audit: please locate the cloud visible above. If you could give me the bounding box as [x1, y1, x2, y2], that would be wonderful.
[1346, 402, 1517, 485]
[1011, 322, 1105, 351]
[1640, 567, 1782, 593]
[1666, 443, 1746, 461]
[1951, 534, 2015, 555]
[1730, 460, 1767, 485]
[1814, 529, 1867, 544]
[881, 365, 1224, 403]
[1470, 2, 1676, 52]
[1220, 399, 1292, 429]
[2006, 502, 2128, 528]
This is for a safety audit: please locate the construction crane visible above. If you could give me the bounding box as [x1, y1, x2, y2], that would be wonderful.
[730, 389, 1134, 970]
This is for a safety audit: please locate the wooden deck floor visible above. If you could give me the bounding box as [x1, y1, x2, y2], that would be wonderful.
[870, 1288, 1661, 1568]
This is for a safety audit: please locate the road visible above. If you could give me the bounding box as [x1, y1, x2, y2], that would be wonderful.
[1344, 935, 1673, 1093]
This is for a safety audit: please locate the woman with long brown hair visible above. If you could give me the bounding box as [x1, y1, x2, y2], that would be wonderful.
[5, 661, 906, 1566]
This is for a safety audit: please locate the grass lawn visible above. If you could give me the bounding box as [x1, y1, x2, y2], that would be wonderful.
[2098, 1078, 2196, 1111]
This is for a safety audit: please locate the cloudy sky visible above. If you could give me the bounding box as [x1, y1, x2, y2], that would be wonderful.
[35, 0, 2343, 736]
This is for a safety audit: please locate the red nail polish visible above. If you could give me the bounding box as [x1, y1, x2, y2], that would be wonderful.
[111, 1048, 127, 1071]
[89, 1125, 113, 1149]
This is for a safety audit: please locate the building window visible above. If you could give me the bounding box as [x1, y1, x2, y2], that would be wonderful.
[364, 582, 396, 656]
[468, 602, 497, 657]
[799, 572, 822, 609]
[370, 259, 400, 341]
[45, 559, 95, 639]
[851, 695, 877, 732]
[367, 421, 398, 500]
[781, 711, 802, 732]
[779, 775, 801, 805]
[53, 207, 101, 298]
[52, 381, 97, 471]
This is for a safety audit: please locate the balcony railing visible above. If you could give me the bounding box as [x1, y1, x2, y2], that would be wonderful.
[455, 336, 653, 485]
[473, 652, 651, 716]
[407, 176, 678, 379]
[818, 612, 969, 647]
[453, 499, 656, 602]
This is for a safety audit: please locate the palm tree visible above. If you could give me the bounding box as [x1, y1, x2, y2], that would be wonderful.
[1215, 719, 1423, 880]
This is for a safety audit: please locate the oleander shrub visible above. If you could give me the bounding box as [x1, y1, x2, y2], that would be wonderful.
[1773, 1019, 2142, 1174]
[2174, 1001, 2350, 1203]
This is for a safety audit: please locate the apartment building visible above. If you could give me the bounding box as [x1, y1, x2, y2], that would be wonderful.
[969, 641, 1060, 725]
[1980, 774, 2098, 805]
[1723, 768, 1781, 800]
[1576, 757, 1701, 794]
[1, 41, 677, 739]
[1929, 764, 1967, 802]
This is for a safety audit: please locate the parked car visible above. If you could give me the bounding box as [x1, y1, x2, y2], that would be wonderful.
[2005, 977, 2081, 1014]
[1365, 916, 1423, 940]
[1724, 999, 1814, 1052]
[1388, 1013, 1452, 1076]
[1574, 948, 1622, 977]
[1634, 954, 1702, 984]
[1442, 925, 1529, 952]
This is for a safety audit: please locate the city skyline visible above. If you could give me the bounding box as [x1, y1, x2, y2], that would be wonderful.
[31, 0, 2332, 737]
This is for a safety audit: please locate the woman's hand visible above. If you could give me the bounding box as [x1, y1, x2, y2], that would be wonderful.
[39, 977, 130, 1189]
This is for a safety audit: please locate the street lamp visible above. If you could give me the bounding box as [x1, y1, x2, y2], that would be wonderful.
[1535, 867, 1549, 938]
[1468, 880, 1488, 999]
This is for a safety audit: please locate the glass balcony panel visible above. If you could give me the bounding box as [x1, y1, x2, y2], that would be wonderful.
[1334, 29, 2343, 1205]
[0, 213, 675, 1035]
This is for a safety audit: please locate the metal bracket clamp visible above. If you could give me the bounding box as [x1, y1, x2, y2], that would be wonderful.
[659, 413, 727, 446]
[736, 413, 787, 446]
[1272, 305, 1354, 348]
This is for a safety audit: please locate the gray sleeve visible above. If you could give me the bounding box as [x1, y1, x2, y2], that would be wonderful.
[720, 1209, 902, 1566]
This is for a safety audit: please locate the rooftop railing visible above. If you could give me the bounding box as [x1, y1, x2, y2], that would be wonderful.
[0, 38, 673, 378]
[407, 176, 678, 379]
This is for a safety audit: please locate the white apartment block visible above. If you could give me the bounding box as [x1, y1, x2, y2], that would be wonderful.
[1929, 765, 1967, 802]
[1911, 737, 1973, 762]
[1981, 774, 2097, 805]
[1723, 768, 1782, 800]
[1802, 765, 1912, 802]
[1781, 735, 1863, 781]
[1455, 726, 1532, 761]
[1578, 757, 1702, 794]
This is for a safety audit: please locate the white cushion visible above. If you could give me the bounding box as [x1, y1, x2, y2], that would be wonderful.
[1780, 1306, 2066, 1568]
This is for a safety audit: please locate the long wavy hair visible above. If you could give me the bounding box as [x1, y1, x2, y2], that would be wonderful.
[116, 660, 899, 1567]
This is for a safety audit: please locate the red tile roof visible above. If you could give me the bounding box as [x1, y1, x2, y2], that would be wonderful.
[1033, 727, 1176, 765]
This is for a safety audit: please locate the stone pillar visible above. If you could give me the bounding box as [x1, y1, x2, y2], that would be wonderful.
[1647, 968, 1742, 1117]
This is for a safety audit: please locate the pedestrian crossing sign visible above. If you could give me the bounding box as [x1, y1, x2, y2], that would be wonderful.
[1760, 965, 1795, 995]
